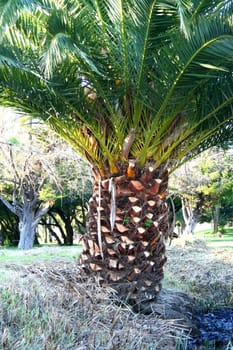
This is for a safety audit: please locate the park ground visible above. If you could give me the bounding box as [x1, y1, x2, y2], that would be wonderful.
[0, 228, 233, 349]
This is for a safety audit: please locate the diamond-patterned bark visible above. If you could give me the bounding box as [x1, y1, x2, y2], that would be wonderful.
[79, 165, 170, 308]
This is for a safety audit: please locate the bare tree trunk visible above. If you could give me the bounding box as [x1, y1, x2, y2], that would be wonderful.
[181, 197, 197, 234]
[212, 205, 220, 235]
[0, 230, 3, 245]
[55, 210, 74, 245]
[17, 202, 50, 250]
[65, 219, 74, 245]
[18, 208, 37, 249]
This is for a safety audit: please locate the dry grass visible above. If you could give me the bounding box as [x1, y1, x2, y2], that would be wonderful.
[0, 262, 185, 350]
[166, 236, 233, 309]
[0, 237, 233, 350]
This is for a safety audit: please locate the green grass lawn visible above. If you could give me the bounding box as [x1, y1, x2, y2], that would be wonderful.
[0, 244, 83, 265]
[195, 227, 233, 249]
[0, 245, 83, 284]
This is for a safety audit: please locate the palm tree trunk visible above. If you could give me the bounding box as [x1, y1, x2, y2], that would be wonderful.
[79, 164, 170, 310]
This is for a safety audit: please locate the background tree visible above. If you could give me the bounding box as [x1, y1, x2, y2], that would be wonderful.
[0, 108, 92, 248]
[170, 147, 233, 234]
[0, 1, 233, 309]
[45, 194, 90, 245]
[169, 158, 207, 235]
[0, 121, 55, 249]
[41, 146, 92, 245]
[0, 201, 19, 246]
[197, 148, 233, 234]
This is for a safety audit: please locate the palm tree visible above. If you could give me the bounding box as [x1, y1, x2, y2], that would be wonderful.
[0, 0, 233, 309]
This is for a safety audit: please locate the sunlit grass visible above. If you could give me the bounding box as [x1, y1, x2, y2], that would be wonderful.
[0, 245, 82, 265]
[195, 227, 233, 249]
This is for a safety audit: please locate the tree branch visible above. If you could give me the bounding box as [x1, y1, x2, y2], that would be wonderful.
[0, 193, 22, 217]
[35, 201, 51, 221]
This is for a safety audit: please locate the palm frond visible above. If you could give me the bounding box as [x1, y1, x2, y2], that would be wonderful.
[0, 0, 36, 29]
[175, 0, 192, 38]
[191, 0, 232, 19]
[0, 0, 233, 175]
[137, 14, 233, 166]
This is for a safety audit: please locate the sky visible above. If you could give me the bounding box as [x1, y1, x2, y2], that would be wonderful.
[0, 107, 21, 141]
